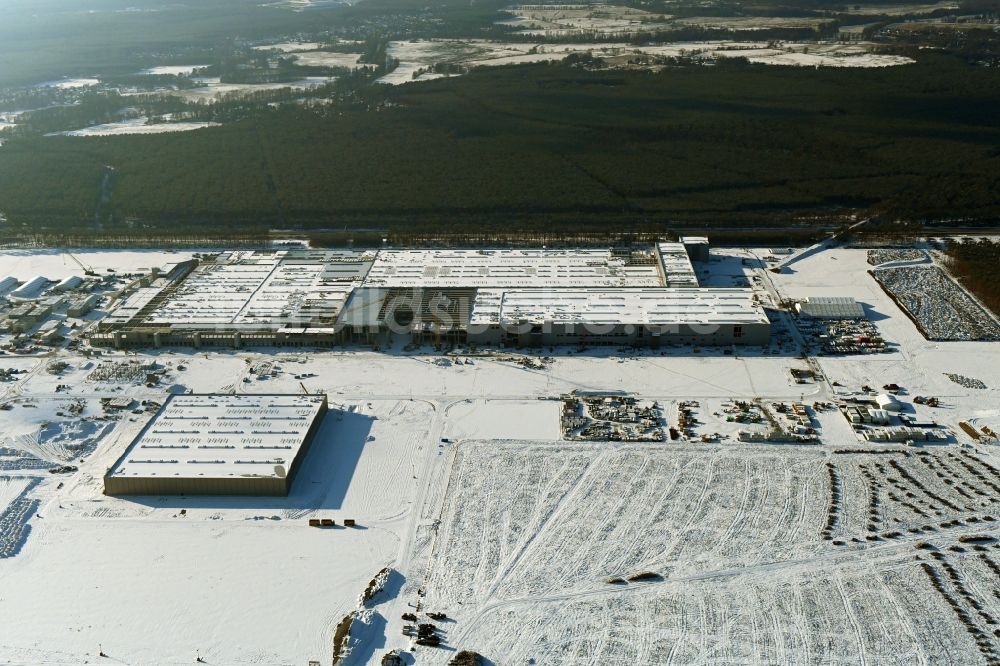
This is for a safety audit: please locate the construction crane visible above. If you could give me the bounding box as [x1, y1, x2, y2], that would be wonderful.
[66, 252, 97, 277]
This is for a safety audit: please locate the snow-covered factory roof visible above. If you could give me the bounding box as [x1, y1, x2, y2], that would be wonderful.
[106, 394, 328, 482]
[136, 250, 370, 329]
[8, 275, 50, 301]
[796, 296, 866, 319]
[656, 243, 699, 287]
[470, 288, 768, 326]
[102, 287, 164, 326]
[362, 249, 664, 288]
[0, 276, 20, 295]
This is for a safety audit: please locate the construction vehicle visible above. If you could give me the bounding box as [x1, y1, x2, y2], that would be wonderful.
[66, 252, 98, 277]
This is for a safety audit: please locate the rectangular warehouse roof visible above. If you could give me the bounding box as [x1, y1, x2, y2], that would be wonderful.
[796, 296, 866, 319]
[363, 249, 664, 288]
[470, 288, 768, 327]
[120, 250, 371, 331]
[656, 243, 699, 287]
[105, 394, 328, 487]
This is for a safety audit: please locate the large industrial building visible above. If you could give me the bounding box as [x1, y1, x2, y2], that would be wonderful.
[92, 251, 369, 348]
[103, 393, 329, 496]
[467, 288, 770, 347]
[92, 240, 772, 349]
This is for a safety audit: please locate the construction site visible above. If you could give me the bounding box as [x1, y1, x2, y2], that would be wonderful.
[0, 241, 999, 665]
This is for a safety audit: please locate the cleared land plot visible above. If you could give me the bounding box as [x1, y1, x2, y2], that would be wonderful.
[420, 442, 1000, 664]
[443, 399, 561, 441]
[872, 266, 1000, 341]
[439, 556, 994, 665]
[0, 519, 397, 664]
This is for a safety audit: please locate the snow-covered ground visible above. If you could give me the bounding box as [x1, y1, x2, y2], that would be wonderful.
[32, 77, 100, 90]
[138, 65, 210, 76]
[0, 249, 196, 281]
[0, 245, 998, 663]
[171, 76, 338, 102]
[253, 42, 326, 53]
[378, 39, 913, 83]
[293, 51, 367, 68]
[47, 118, 220, 137]
[499, 4, 675, 37]
[414, 441, 1000, 664]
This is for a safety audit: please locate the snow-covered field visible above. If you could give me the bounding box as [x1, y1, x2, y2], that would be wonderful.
[293, 51, 368, 68]
[500, 4, 675, 37]
[834, 1, 959, 15]
[47, 118, 220, 137]
[171, 76, 338, 102]
[675, 15, 834, 31]
[138, 65, 210, 76]
[32, 77, 100, 90]
[253, 41, 326, 53]
[379, 39, 913, 83]
[0, 249, 196, 281]
[0, 245, 998, 663]
[415, 442, 1000, 664]
[498, 5, 841, 37]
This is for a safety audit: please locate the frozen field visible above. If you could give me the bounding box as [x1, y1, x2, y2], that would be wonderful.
[0, 245, 998, 663]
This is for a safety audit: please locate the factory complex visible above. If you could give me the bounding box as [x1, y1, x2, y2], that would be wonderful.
[84, 240, 771, 349]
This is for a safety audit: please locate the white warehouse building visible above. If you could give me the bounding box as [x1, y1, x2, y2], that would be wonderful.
[8, 275, 50, 301]
[53, 275, 84, 292]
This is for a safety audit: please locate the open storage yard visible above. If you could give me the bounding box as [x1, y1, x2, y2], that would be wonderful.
[872, 266, 1000, 341]
[0, 243, 998, 664]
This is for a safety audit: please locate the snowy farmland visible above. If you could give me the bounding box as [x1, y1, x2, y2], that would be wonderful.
[0, 244, 998, 663]
[498, 5, 837, 37]
[379, 39, 913, 83]
[293, 51, 369, 69]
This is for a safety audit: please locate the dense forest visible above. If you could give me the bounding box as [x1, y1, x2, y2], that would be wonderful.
[0, 53, 998, 238]
[944, 239, 1000, 318]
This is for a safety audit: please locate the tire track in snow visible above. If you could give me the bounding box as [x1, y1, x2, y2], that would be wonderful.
[835, 574, 868, 666]
[484, 449, 608, 602]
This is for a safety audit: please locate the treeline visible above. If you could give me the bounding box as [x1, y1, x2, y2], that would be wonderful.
[944, 239, 1000, 318]
[1, 54, 999, 235]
